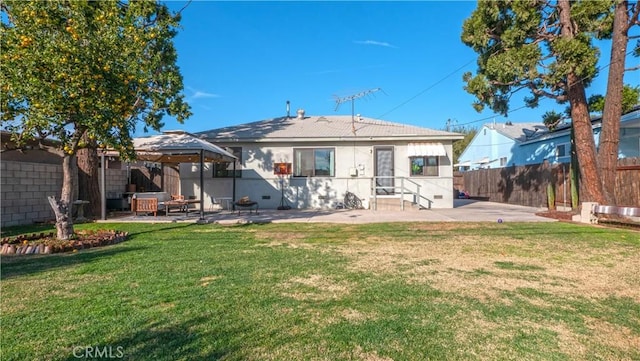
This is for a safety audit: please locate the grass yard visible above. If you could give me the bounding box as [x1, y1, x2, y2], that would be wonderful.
[1, 221, 639, 360]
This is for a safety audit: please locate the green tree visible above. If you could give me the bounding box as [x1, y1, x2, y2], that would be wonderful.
[588, 85, 640, 114]
[447, 121, 477, 165]
[1, 1, 191, 239]
[461, 0, 613, 204]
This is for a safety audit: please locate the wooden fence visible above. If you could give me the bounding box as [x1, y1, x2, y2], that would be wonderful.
[458, 158, 640, 208]
[130, 164, 180, 195]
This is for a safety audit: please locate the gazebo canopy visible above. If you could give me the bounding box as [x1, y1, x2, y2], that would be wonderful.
[130, 130, 236, 163]
[99, 130, 236, 221]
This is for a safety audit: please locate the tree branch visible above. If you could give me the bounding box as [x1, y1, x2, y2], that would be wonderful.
[626, 1, 640, 31]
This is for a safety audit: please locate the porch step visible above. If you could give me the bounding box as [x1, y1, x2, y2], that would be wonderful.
[372, 198, 423, 211]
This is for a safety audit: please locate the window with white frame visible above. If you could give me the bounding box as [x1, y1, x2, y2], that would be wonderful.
[293, 148, 335, 177]
[410, 156, 439, 176]
[555, 143, 570, 161]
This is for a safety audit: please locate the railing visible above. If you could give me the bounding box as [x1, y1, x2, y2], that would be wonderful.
[371, 176, 432, 211]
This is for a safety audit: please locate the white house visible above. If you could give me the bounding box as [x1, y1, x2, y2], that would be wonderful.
[181, 110, 463, 211]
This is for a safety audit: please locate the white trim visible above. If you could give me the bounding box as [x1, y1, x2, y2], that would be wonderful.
[407, 142, 447, 157]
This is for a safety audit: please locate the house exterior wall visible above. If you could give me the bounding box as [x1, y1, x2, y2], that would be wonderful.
[521, 124, 640, 165]
[179, 140, 457, 209]
[458, 126, 516, 170]
[520, 133, 572, 165]
[620, 128, 640, 157]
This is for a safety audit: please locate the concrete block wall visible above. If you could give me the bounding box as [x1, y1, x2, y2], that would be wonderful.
[1, 160, 129, 227]
[1, 161, 63, 227]
[106, 169, 128, 198]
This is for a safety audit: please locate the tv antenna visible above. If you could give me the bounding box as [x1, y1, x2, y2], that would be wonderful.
[334, 88, 383, 135]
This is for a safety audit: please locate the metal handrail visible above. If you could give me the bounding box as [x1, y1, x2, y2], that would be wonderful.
[371, 176, 428, 211]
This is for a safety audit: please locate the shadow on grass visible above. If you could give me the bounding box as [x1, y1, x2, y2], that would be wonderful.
[61, 316, 244, 361]
[0, 245, 147, 280]
[121, 223, 198, 237]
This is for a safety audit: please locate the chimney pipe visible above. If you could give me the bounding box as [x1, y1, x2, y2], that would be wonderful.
[286, 100, 290, 119]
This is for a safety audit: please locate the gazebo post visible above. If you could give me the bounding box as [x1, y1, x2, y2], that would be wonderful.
[232, 161, 237, 211]
[199, 149, 205, 221]
[100, 152, 106, 220]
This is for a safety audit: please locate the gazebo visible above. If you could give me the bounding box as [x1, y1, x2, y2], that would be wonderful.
[100, 131, 236, 221]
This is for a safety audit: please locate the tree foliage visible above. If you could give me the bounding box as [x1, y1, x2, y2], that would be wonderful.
[461, 0, 617, 204]
[1, 0, 191, 238]
[588, 84, 640, 114]
[461, 0, 613, 115]
[1, 0, 191, 158]
[449, 124, 477, 165]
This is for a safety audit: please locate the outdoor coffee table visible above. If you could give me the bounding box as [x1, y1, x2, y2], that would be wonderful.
[234, 201, 259, 214]
[165, 199, 200, 216]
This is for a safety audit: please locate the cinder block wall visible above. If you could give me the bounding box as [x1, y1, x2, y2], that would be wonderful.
[106, 169, 128, 198]
[1, 161, 63, 227]
[1, 161, 128, 227]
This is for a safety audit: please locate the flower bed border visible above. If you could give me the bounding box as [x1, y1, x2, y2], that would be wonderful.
[0, 230, 129, 255]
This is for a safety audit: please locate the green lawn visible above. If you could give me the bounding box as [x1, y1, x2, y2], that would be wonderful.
[1, 222, 639, 360]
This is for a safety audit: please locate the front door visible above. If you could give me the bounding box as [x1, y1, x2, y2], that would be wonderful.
[374, 146, 394, 195]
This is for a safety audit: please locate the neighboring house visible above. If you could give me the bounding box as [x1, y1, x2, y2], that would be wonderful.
[458, 107, 640, 170]
[457, 121, 547, 170]
[187, 110, 463, 210]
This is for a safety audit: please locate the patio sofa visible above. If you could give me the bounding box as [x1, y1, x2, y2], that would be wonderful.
[131, 192, 172, 216]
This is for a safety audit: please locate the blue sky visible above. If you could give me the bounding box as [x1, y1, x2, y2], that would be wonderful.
[150, 1, 639, 136]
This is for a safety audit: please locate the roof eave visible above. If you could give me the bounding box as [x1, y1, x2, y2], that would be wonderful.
[203, 135, 464, 143]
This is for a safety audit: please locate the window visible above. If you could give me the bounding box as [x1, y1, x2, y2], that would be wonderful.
[293, 148, 335, 177]
[500, 157, 507, 167]
[555, 143, 570, 160]
[410, 156, 439, 176]
[212, 147, 242, 178]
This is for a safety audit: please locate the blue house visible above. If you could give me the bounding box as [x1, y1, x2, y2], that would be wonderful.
[457, 107, 640, 170]
[457, 122, 547, 170]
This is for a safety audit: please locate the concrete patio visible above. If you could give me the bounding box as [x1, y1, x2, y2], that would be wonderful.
[97, 199, 555, 225]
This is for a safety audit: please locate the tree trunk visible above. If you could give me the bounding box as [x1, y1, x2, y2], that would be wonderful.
[558, 0, 606, 205]
[570, 125, 580, 210]
[566, 73, 606, 204]
[49, 154, 77, 240]
[77, 144, 101, 218]
[598, 0, 629, 206]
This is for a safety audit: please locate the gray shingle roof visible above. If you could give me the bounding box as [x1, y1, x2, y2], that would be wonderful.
[196, 115, 462, 142]
[485, 122, 548, 142]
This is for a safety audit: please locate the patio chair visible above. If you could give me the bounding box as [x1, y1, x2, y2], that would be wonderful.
[210, 196, 222, 212]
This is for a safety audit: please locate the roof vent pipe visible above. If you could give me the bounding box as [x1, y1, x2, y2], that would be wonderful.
[296, 109, 305, 119]
[286, 100, 290, 119]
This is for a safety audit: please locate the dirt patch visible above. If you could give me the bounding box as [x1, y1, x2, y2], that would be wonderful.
[199, 276, 222, 287]
[335, 235, 640, 302]
[535, 210, 576, 221]
[585, 317, 640, 353]
[280, 274, 351, 301]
